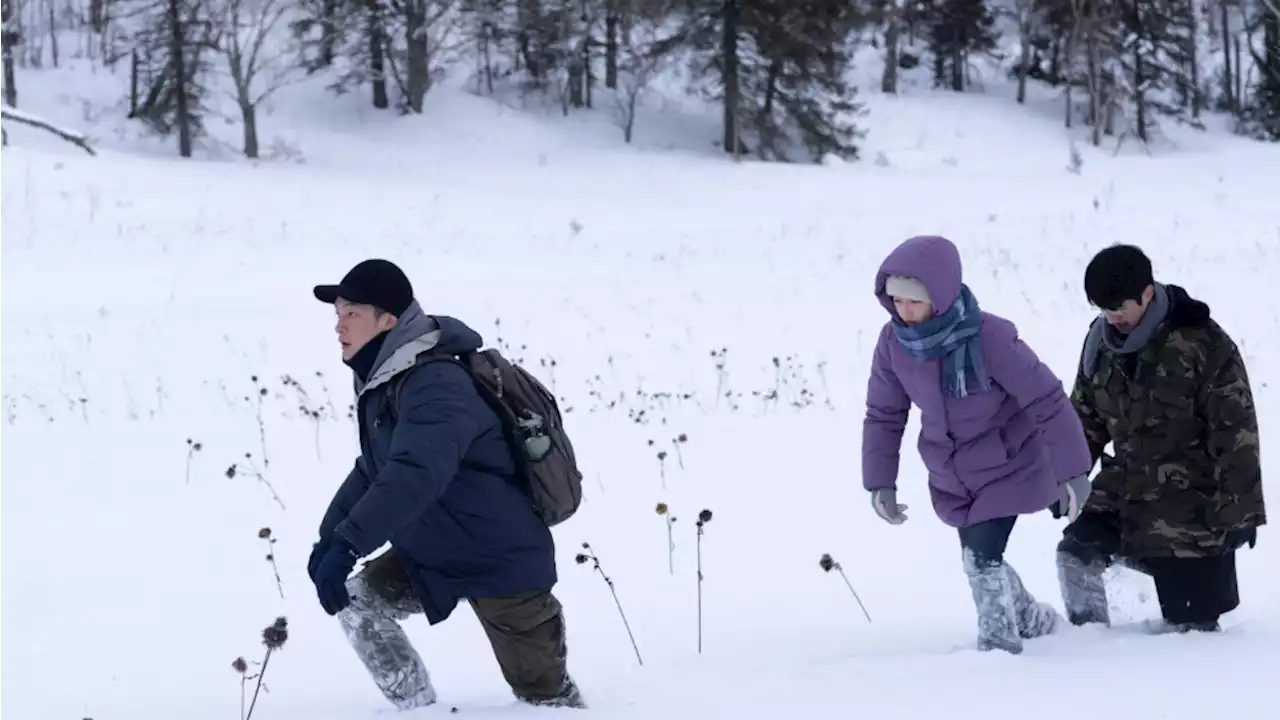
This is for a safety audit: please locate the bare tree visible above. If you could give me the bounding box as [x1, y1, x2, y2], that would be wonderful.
[2, 104, 96, 154]
[613, 0, 669, 142]
[1009, 0, 1040, 104]
[394, 0, 461, 113]
[220, 0, 296, 157]
[881, 0, 905, 94]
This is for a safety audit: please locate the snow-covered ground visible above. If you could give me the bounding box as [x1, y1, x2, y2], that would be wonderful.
[4, 42, 1280, 720]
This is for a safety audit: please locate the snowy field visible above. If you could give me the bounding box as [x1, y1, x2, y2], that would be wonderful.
[5, 52, 1280, 720]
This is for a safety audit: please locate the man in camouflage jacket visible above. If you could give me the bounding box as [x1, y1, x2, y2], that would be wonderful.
[1058, 244, 1265, 632]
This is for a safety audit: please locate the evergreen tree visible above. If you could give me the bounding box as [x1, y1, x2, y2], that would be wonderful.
[925, 0, 998, 91]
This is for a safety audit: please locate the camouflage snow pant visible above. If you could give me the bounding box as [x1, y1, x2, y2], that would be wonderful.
[337, 551, 585, 710]
[1056, 510, 1240, 632]
[959, 516, 1063, 655]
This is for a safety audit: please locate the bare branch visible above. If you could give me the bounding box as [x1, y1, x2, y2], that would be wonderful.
[1, 105, 97, 155]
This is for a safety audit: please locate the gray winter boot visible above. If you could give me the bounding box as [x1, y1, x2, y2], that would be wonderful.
[1056, 550, 1110, 627]
[963, 550, 1023, 654]
[338, 574, 438, 710]
[1005, 564, 1064, 639]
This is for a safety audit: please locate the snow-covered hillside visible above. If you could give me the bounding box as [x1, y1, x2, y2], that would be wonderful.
[4, 35, 1280, 720]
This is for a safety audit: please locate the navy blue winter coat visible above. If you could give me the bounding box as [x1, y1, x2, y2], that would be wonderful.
[318, 302, 557, 624]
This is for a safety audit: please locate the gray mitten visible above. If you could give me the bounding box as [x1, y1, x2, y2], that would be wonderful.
[1052, 473, 1091, 521]
[871, 488, 908, 525]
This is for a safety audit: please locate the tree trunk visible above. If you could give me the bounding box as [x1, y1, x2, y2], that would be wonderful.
[129, 48, 138, 113]
[405, 0, 428, 113]
[1221, 2, 1234, 112]
[605, 7, 618, 90]
[168, 0, 192, 157]
[1189, 0, 1200, 118]
[881, 4, 900, 94]
[1088, 28, 1102, 145]
[2, 0, 16, 107]
[1134, 45, 1146, 142]
[322, 0, 338, 66]
[90, 0, 105, 33]
[721, 0, 741, 157]
[46, 0, 58, 68]
[1050, 35, 1061, 84]
[368, 1, 388, 109]
[241, 101, 259, 158]
[1016, 17, 1031, 103]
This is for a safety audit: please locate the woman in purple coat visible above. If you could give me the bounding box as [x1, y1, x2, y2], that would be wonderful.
[861, 235, 1093, 654]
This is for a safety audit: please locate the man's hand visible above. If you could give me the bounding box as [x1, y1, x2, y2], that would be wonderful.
[312, 537, 361, 615]
[307, 537, 330, 583]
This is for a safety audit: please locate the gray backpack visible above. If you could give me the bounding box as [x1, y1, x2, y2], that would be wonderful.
[389, 347, 583, 527]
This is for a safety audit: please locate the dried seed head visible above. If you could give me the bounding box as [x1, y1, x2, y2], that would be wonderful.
[819, 553, 836, 572]
[262, 616, 288, 650]
[574, 553, 589, 565]
[265, 553, 274, 562]
[193, 442, 203, 451]
[225, 465, 237, 479]
[677, 433, 688, 443]
[232, 657, 248, 674]
[258, 527, 272, 539]
[657, 451, 668, 461]
[655, 503, 669, 516]
[698, 509, 713, 524]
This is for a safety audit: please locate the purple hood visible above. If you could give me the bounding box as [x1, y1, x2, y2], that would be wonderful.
[874, 235, 964, 318]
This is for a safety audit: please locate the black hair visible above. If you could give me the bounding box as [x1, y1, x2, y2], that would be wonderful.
[1083, 244, 1153, 310]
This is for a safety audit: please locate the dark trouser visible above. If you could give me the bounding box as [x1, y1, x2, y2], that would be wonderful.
[957, 516, 1061, 654]
[1056, 510, 1239, 630]
[338, 551, 583, 709]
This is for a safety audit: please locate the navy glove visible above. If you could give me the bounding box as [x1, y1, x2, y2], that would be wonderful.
[313, 536, 361, 616]
[307, 537, 330, 583]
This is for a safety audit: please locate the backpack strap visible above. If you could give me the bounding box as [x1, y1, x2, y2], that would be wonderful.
[383, 350, 502, 476]
[386, 350, 467, 422]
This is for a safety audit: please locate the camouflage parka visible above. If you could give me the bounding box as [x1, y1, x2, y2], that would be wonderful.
[1070, 284, 1265, 558]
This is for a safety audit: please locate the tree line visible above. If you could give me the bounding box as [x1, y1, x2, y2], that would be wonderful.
[2, 0, 1277, 161]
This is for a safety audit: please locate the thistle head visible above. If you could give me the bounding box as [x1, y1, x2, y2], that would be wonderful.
[262, 616, 289, 650]
[655, 502, 669, 516]
[697, 509, 713, 525]
[574, 553, 589, 565]
[257, 527, 272, 539]
[232, 657, 248, 674]
[819, 553, 836, 572]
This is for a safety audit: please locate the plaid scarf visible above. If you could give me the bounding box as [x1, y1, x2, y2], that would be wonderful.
[892, 284, 990, 398]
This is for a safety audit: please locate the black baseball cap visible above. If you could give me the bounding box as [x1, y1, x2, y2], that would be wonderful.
[313, 259, 414, 317]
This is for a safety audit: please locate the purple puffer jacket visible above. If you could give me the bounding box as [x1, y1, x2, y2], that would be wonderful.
[861, 236, 1092, 528]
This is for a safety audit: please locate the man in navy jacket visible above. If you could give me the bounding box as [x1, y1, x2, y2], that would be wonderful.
[307, 259, 584, 710]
